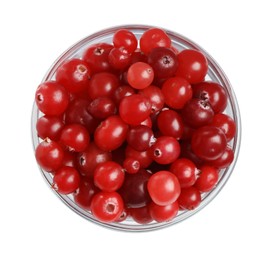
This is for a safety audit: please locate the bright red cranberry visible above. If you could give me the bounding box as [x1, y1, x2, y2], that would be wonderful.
[108, 47, 132, 70]
[192, 81, 228, 113]
[55, 58, 91, 94]
[147, 47, 178, 79]
[148, 170, 181, 206]
[90, 191, 124, 223]
[36, 115, 64, 141]
[149, 136, 180, 164]
[64, 98, 99, 134]
[176, 49, 208, 84]
[149, 201, 179, 222]
[138, 85, 165, 113]
[123, 157, 140, 174]
[140, 28, 171, 55]
[82, 43, 113, 74]
[181, 98, 214, 128]
[130, 206, 153, 224]
[87, 96, 117, 119]
[113, 85, 135, 105]
[139, 116, 153, 128]
[157, 109, 184, 139]
[170, 158, 197, 188]
[77, 142, 112, 177]
[52, 166, 80, 194]
[113, 29, 138, 54]
[178, 186, 201, 210]
[35, 139, 64, 172]
[94, 161, 125, 192]
[62, 150, 77, 168]
[210, 113, 236, 141]
[35, 81, 69, 116]
[127, 125, 154, 151]
[119, 94, 152, 125]
[127, 62, 154, 89]
[74, 176, 99, 210]
[60, 124, 90, 152]
[88, 72, 119, 100]
[94, 115, 129, 151]
[191, 126, 227, 161]
[161, 77, 192, 109]
[119, 169, 151, 208]
[208, 146, 234, 169]
[194, 166, 219, 192]
[130, 50, 148, 64]
[125, 145, 153, 168]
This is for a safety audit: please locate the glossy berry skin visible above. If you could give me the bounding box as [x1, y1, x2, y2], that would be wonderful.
[210, 113, 236, 141]
[140, 28, 171, 55]
[62, 151, 77, 168]
[113, 85, 135, 105]
[178, 186, 201, 210]
[148, 170, 180, 206]
[191, 126, 227, 161]
[35, 139, 64, 172]
[192, 81, 228, 113]
[35, 81, 69, 116]
[119, 169, 151, 208]
[119, 94, 152, 125]
[88, 72, 119, 100]
[208, 146, 234, 169]
[180, 140, 204, 167]
[176, 49, 208, 84]
[149, 136, 180, 164]
[64, 98, 99, 134]
[36, 115, 64, 141]
[139, 85, 165, 113]
[77, 142, 112, 177]
[181, 98, 214, 128]
[127, 125, 154, 151]
[108, 47, 132, 70]
[123, 158, 140, 174]
[94, 161, 125, 192]
[149, 201, 179, 223]
[130, 206, 153, 224]
[52, 166, 80, 194]
[127, 62, 154, 89]
[82, 43, 113, 74]
[90, 191, 124, 223]
[161, 77, 192, 109]
[74, 176, 99, 210]
[194, 166, 219, 192]
[157, 109, 184, 139]
[87, 97, 117, 119]
[60, 124, 90, 152]
[113, 29, 138, 54]
[170, 158, 197, 188]
[125, 145, 153, 168]
[55, 58, 91, 94]
[94, 115, 129, 151]
[147, 47, 178, 79]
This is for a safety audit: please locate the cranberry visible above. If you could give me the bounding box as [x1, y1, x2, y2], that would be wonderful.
[130, 206, 153, 224]
[157, 109, 184, 139]
[113, 29, 138, 54]
[108, 47, 132, 70]
[35, 81, 69, 116]
[178, 186, 201, 210]
[147, 47, 178, 79]
[161, 77, 192, 109]
[181, 98, 214, 128]
[192, 81, 228, 113]
[149, 201, 179, 223]
[194, 166, 219, 192]
[123, 158, 140, 174]
[149, 136, 180, 164]
[87, 97, 117, 119]
[191, 126, 227, 161]
[55, 58, 91, 94]
[113, 85, 136, 105]
[208, 146, 234, 169]
[125, 145, 153, 168]
[127, 125, 154, 151]
[176, 49, 208, 84]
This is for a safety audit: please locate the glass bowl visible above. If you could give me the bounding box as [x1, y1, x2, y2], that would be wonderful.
[31, 24, 241, 232]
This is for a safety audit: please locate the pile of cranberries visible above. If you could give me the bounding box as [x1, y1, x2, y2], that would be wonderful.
[34, 27, 236, 224]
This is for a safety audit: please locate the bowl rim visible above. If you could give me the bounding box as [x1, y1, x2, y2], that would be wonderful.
[31, 24, 241, 232]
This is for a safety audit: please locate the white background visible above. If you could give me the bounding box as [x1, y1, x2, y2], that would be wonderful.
[1, 0, 273, 259]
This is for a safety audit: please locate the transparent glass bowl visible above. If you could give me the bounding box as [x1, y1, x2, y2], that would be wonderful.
[32, 25, 241, 232]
